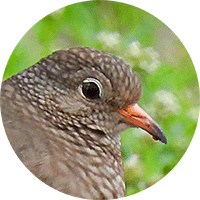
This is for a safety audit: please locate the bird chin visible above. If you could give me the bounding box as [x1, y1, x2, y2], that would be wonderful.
[113, 122, 131, 135]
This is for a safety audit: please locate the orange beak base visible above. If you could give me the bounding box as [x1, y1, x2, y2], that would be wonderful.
[118, 104, 167, 144]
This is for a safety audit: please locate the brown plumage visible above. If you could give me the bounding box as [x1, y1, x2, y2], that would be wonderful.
[1, 47, 166, 199]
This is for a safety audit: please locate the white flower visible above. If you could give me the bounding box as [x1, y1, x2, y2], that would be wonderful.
[97, 31, 121, 47]
[144, 47, 160, 60]
[187, 107, 199, 121]
[128, 41, 141, 57]
[155, 90, 182, 116]
[124, 154, 140, 168]
[139, 46, 161, 73]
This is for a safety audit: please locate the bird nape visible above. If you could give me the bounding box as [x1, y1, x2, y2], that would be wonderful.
[1, 47, 167, 199]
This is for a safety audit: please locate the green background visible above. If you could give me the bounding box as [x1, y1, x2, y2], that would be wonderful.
[3, 0, 199, 197]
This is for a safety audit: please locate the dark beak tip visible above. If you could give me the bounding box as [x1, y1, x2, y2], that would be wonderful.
[154, 135, 167, 144]
[151, 130, 167, 144]
[161, 136, 167, 144]
[151, 122, 167, 144]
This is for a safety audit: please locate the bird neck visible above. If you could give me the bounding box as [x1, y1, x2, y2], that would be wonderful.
[44, 122, 126, 199]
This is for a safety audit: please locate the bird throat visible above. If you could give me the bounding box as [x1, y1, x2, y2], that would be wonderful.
[45, 122, 126, 199]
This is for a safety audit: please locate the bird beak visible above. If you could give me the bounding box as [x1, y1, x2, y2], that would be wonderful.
[117, 104, 167, 144]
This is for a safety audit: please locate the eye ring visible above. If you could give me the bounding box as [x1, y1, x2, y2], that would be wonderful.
[79, 78, 103, 100]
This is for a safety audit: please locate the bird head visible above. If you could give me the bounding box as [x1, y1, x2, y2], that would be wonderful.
[14, 47, 167, 144]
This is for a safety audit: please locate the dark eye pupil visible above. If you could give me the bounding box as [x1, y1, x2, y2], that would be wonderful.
[82, 82, 100, 99]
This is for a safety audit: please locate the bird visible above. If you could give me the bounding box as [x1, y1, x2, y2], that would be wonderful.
[1, 47, 167, 199]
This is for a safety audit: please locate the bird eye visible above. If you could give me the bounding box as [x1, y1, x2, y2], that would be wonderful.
[79, 78, 103, 100]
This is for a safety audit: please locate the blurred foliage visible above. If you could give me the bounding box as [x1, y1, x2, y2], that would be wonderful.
[3, 0, 199, 197]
